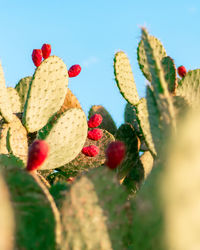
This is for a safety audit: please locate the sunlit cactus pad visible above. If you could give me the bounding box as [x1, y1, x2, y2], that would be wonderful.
[37, 108, 88, 170]
[114, 51, 139, 106]
[23, 56, 69, 132]
[137, 34, 167, 82]
[15, 76, 32, 110]
[0, 62, 14, 122]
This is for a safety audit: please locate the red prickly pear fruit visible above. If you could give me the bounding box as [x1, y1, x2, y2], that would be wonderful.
[32, 49, 43, 67]
[88, 114, 103, 128]
[88, 128, 103, 141]
[177, 65, 187, 78]
[27, 140, 49, 171]
[82, 145, 99, 157]
[105, 141, 126, 169]
[41, 44, 51, 59]
[68, 64, 81, 77]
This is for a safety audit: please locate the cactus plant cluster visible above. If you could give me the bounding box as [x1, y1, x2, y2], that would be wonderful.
[0, 27, 199, 250]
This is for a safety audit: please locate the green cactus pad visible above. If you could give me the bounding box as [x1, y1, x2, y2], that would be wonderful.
[161, 56, 177, 94]
[59, 88, 81, 113]
[176, 69, 200, 108]
[114, 51, 140, 105]
[23, 56, 69, 132]
[115, 123, 141, 180]
[61, 167, 133, 250]
[0, 155, 61, 250]
[136, 97, 157, 156]
[0, 173, 14, 250]
[60, 129, 115, 174]
[124, 103, 143, 138]
[15, 76, 32, 110]
[0, 62, 14, 122]
[0, 115, 28, 163]
[140, 28, 176, 129]
[131, 162, 164, 250]
[88, 105, 117, 135]
[37, 108, 88, 170]
[161, 111, 200, 250]
[137, 34, 167, 82]
[7, 87, 22, 113]
[140, 151, 154, 179]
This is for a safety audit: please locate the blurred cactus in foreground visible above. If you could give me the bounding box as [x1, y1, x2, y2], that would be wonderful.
[0, 28, 199, 249]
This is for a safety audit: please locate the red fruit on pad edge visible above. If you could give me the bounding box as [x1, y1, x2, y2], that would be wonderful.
[27, 140, 49, 171]
[88, 128, 103, 141]
[32, 49, 43, 67]
[68, 64, 81, 77]
[41, 43, 51, 59]
[88, 114, 103, 128]
[82, 145, 99, 157]
[105, 141, 126, 169]
[177, 65, 187, 78]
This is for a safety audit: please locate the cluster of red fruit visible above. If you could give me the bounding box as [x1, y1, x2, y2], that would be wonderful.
[32, 44, 81, 77]
[32, 44, 51, 67]
[82, 114, 103, 157]
[81, 114, 126, 170]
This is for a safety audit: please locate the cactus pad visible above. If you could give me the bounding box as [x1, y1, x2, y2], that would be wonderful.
[137, 97, 157, 156]
[0, 173, 14, 250]
[7, 87, 22, 113]
[0, 116, 28, 163]
[61, 167, 133, 250]
[0, 155, 61, 250]
[23, 56, 69, 132]
[114, 51, 140, 105]
[176, 69, 200, 108]
[15, 76, 32, 110]
[88, 105, 117, 135]
[140, 151, 154, 179]
[137, 34, 167, 82]
[37, 108, 88, 170]
[161, 56, 177, 94]
[0, 62, 14, 122]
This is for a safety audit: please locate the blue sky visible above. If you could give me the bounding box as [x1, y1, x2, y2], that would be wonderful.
[0, 0, 200, 127]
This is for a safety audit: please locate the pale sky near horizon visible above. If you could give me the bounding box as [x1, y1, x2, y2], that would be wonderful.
[0, 0, 200, 127]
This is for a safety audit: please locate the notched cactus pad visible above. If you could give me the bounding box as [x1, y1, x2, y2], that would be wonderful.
[60, 129, 114, 175]
[88, 105, 117, 135]
[0, 62, 14, 122]
[114, 51, 139, 105]
[0, 155, 61, 250]
[61, 167, 134, 250]
[137, 34, 167, 82]
[23, 56, 69, 132]
[176, 69, 200, 108]
[38, 108, 88, 170]
[15, 76, 32, 110]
